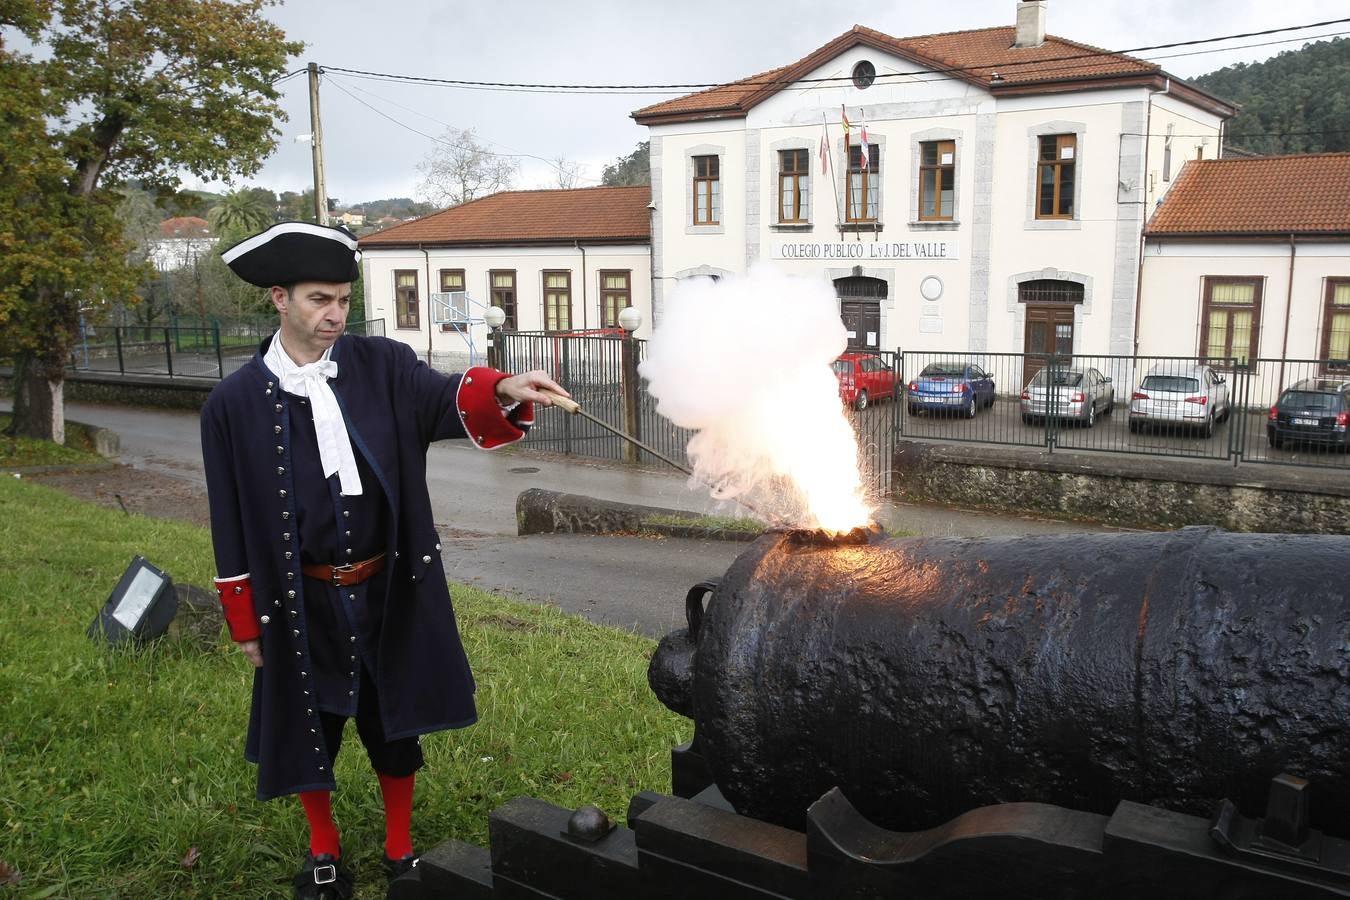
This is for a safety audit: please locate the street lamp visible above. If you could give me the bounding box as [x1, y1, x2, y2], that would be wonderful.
[617, 305, 643, 334]
[484, 305, 506, 369]
[618, 306, 643, 462]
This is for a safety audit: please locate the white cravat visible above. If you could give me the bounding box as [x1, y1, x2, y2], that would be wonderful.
[265, 333, 363, 496]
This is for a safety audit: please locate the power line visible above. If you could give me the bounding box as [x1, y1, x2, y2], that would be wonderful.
[323, 76, 604, 185]
[272, 68, 306, 86]
[324, 74, 604, 182]
[316, 17, 1350, 95]
[1144, 29, 1350, 62]
[313, 28, 1348, 99]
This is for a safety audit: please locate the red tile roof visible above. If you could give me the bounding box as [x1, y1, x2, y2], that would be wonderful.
[1145, 154, 1350, 237]
[633, 25, 1233, 124]
[358, 186, 651, 247]
[159, 216, 210, 238]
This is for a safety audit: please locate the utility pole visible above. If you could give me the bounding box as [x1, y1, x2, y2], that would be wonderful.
[307, 62, 329, 225]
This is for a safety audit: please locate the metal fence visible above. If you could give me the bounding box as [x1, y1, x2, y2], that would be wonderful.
[496, 331, 698, 468]
[67, 318, 386, 379]
[898, 351, 1350, 470]
[498, 336, 1350, 482]
[499, 332, 899, 493]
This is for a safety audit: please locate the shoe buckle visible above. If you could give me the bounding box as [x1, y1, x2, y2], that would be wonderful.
[313, 863, 337, 885]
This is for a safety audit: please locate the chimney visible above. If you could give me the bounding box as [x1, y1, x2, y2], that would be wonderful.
[1014, 1, 1047, 48]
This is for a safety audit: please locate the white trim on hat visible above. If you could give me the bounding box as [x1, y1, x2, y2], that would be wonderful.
[220, 222, 359, 265]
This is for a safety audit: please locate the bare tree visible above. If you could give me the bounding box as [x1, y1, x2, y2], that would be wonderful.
[551, 154, 585, 189]
[416, 128, 520, 208]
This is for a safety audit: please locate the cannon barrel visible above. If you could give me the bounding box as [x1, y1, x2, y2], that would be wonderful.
[650, 526, 1350, 834]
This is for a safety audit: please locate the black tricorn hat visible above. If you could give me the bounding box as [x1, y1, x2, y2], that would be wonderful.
[221, 222, 362, 288]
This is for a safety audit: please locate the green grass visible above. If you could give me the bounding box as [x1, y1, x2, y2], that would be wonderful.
[0, 415, 105, 469]
[0, 477, 690, 897]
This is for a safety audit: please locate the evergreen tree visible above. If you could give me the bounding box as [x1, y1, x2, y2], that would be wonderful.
[601, 141, 650, 187]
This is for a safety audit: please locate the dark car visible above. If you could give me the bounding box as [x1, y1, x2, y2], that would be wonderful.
[833, 352, 899, 410]
[1267, 378, 1350, 449]
[907, 361, 996, 418]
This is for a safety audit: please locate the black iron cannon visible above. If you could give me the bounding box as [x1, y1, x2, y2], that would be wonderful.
[650, 525, 1350, 834]
[396, 525, 1350, 899]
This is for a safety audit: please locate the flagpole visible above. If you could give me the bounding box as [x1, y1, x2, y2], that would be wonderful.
[860, 110, 875, 242]
[823, 112, 842, 242]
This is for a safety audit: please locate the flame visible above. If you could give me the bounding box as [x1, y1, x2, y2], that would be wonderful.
[641, 267, 876, 535]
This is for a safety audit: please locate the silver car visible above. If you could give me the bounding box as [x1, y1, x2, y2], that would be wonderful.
[1019, 366, 1115, 427]
[1128, 363, 1231, 437]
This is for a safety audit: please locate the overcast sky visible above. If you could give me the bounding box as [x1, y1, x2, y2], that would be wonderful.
[191, 0, 1350, 205]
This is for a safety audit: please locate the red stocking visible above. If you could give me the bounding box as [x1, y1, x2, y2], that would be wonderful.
[377, 772, 415, 860]
[298, 790, 342, 858]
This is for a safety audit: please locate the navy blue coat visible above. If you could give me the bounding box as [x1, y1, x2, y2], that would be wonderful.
[201, 334, 529, 799]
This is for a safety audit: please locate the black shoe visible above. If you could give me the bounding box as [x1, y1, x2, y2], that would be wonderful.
[293, 852, 355, 899]
[382, 853, 419, 880]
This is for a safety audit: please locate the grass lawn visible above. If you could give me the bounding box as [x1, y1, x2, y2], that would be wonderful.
[0, 477, 690, 897]
[0, 415, 105, 469]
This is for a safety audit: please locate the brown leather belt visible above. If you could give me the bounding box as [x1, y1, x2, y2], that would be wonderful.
[302, 552, 387, 587]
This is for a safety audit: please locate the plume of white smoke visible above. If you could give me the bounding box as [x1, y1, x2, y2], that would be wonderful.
[640, 265, 874, 533]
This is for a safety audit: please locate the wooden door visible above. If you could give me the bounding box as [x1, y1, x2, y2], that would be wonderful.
[1024, 305, 1075, 384]
[841, 301, 881, 351]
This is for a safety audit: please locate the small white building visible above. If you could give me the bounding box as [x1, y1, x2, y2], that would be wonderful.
[632, 2, 1235, 361]
[359, 186, 653, 369]
[1140, 152, 1350, 402]
[149, 216, 214, 272]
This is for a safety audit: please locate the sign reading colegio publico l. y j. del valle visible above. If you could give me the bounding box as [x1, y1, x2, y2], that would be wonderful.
[771, 240, 960, 261]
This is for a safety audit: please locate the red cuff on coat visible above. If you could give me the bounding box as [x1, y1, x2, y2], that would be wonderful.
[214, 574, 260, 642]
[456, 367, 529, 450]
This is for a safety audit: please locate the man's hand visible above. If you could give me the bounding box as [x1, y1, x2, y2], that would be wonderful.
[238, 639, 263, 668]
[495, 370, 570, 406]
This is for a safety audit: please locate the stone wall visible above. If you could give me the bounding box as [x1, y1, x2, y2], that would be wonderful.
[892, 440, 1350, 533]
[0, 371, 212, 410]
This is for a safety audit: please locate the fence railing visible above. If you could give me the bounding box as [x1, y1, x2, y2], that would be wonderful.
[66, 319, 386, 379]
[496, 331, 696, 468]
[897, 351, 1350, 470]
[499, 337, 1350, 479]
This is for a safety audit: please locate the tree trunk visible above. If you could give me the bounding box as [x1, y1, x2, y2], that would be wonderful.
[9, 352, 65, 445]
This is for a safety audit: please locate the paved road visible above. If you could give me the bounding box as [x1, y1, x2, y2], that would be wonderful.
[9, 400, 1121, 636]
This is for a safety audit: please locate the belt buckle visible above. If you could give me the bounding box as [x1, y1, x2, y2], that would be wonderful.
[330, 563, 356, 587]
[313, 863, 337, 885]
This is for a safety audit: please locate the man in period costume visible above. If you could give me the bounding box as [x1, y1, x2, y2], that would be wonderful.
[202, 222, 565, 898]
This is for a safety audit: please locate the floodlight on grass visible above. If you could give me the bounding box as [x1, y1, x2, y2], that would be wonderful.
[88, 556, 178, 646]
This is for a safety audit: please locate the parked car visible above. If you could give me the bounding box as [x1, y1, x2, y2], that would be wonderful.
[1128, 363, 1230, 437]
[1019, 365, 1115, 427]
[1267, 378, 1350, 449]
[833, 352, 899, 410]
[906, 361, 996, 418]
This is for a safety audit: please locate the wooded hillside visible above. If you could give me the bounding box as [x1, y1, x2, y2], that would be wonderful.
[1194, 37, 1350, 155]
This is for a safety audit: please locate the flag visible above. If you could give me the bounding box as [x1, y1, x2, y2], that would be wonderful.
[859, 112, 870, 169]
[841, 104, 851, 143]
[819, 113, 830, 175]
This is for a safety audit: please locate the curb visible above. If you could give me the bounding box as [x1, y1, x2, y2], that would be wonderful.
[515, 488, 762, 542]
[5, 462, 118, 476]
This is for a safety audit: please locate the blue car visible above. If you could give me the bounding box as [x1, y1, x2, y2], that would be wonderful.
[906, 361, 996, 417]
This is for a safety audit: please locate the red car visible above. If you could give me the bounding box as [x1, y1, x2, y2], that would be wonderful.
[833, 352, 899, 410]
